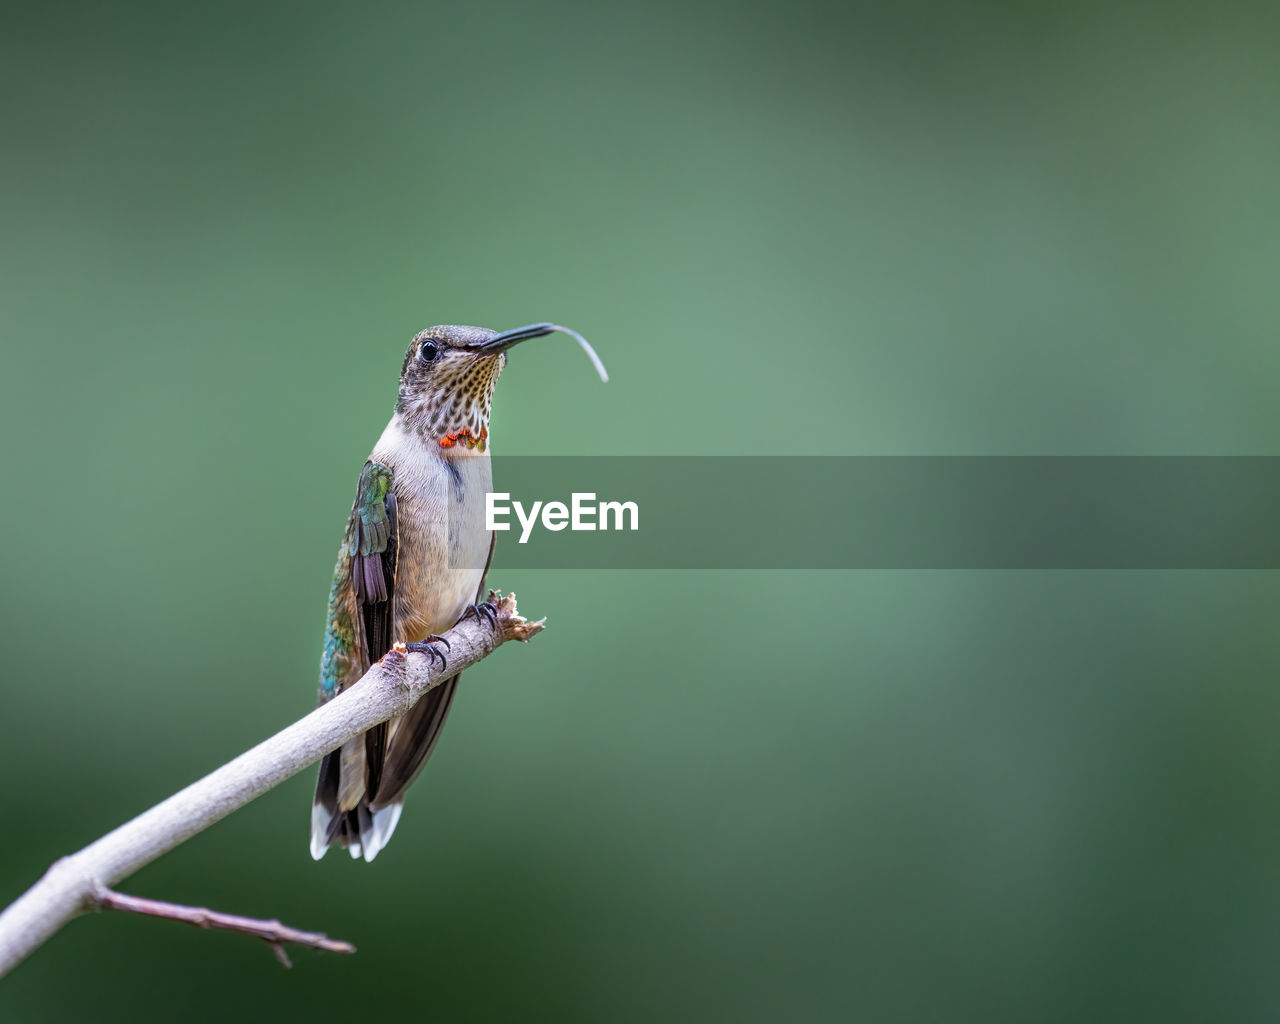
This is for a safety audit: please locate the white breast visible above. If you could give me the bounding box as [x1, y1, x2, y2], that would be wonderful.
[371, 421, 493, 642]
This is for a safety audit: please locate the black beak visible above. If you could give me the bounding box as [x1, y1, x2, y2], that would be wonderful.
[468, 322, 609, 381]
[475, 322, 558, 354]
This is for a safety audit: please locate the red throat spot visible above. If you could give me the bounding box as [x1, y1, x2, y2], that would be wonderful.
[439, 427, 485, 450]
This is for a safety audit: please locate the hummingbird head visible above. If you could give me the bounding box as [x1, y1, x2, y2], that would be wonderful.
[395, 323, 608, 451]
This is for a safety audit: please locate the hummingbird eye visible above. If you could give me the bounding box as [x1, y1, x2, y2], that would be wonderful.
[418, 340, 440, 364]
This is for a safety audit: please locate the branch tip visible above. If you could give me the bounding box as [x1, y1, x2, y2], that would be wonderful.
[89, 886, 356, 965]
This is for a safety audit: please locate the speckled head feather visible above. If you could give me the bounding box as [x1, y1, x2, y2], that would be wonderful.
[395, 325, 506, 446]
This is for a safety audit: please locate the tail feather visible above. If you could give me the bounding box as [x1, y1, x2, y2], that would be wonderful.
[310, 751, 406, 863]
[365, 803, 403, 860]
[310, 672, 463, 863]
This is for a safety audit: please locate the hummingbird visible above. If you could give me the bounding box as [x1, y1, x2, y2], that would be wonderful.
[310, 322, 608, 862]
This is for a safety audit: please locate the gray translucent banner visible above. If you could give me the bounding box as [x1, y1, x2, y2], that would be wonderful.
[446, 457, 1280, 569]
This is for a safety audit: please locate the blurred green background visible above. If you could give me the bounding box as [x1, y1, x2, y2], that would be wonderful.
[2, 1, 1279, 1020]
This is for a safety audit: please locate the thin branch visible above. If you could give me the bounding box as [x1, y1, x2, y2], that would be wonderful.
[0, 591, 544, 978]
[90, 885, 356, 965]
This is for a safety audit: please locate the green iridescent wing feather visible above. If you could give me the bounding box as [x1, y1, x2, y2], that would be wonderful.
[315, 461, 398, 820]
[319, 461, 397, 699]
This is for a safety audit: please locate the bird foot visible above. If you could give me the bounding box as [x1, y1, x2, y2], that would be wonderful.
[461, 601, 499, 630]
[403, 634, 451, 670]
